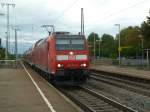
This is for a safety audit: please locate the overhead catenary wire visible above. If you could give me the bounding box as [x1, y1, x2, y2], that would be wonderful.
[9, 0, 149, 53]
[85, 0, 148, 30]
[103, 0, 147, 20]
[56, 0, 148, 30]
[16, 0, 80, 40]
[46, 0, 149, 36]
[51, 0, 79, 23]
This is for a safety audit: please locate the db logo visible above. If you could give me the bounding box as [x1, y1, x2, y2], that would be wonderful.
[69, 55, 75, 60]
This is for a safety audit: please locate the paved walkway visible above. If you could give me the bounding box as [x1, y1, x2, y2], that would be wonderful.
[91, 64, 150, 80]
[0, 67, 80, 112]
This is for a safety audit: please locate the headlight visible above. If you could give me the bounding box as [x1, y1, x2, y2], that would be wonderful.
[69, 51, 74, 55]
[57, 63, 63, 68]
[80, 63, 87, 67]
[83, 63, 86, 67]
[57, 64, 61, 68]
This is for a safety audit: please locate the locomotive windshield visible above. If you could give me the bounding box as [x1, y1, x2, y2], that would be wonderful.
[56, 37, 85, 50]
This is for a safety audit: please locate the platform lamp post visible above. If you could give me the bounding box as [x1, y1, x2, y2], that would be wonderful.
[115, 24, 121, 66]
[93, 33, 96, 63]
[96, 38, 101, 59]
[144, 49, 150, 69]
[147, 49, 150, 69]
[138, 34, 144, 67]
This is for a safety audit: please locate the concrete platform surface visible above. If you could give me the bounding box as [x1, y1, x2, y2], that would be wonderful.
[0, 67, 80, 112]
[91, 64, 150, 80]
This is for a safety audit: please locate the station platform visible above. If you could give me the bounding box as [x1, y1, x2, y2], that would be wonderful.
[91, 64, 150, 80]
[0, 64, 80, 112]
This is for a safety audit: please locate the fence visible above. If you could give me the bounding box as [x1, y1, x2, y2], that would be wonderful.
[91, 58, 149, 69]
[0, 60, 20, 68]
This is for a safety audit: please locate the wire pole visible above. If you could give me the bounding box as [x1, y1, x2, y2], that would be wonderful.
[7, 5, 10, 54]
[0, 12, 5, 37]
[146, 49, 149, 69]
[94, 33, 96, 63]
[5, 32, 7, 60]
[82, 8, 84, 35]
[81, 8, 84, 35]
[99, 39, 101, 58]
[115, 24, 121, 66]
[12, 27, 20, 60]
[81, 8, 82, 35]
[142, 38, 144, 63]
[1, 3, 15, 59]
[118, 25, 121, 66]
[15, 28, 18, 60]
[96, 39, 101, 59]
[141, 37, 144, 67]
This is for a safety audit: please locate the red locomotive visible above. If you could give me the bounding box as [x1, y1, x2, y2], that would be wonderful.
[25, 32, 90, 84]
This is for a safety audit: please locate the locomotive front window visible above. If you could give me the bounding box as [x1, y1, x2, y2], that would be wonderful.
[56, 38, 85, 50]
[56, 39, 70, 50]
[70, 39, 85, 50]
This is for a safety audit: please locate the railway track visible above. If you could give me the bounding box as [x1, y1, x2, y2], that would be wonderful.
[26, 63, 137, 112]
[58, 86, 137, 112]
[26, 63, 142, 112]
[90, 70, 150, 97]
[90, 69, 150, 85]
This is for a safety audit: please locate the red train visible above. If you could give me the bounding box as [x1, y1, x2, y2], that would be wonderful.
[25, 32, 90, 84]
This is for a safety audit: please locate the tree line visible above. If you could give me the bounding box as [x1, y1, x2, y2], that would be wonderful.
[88, 13, 150, 59]
[0, 47, 15, 60]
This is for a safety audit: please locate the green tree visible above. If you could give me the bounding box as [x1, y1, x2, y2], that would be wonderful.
[87, 32, 99, 57]
[0, 48, 5, 60]
[101, 34, 116, 58]
[0, 47, 15, 60]
[141, 14, 150, 48]
[116, 26, 141, 58]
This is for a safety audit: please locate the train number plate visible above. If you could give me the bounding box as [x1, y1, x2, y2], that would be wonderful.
[69, 55, 75, 60]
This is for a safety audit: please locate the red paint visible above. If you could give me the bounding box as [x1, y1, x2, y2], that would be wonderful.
[26, 34, 90, 77]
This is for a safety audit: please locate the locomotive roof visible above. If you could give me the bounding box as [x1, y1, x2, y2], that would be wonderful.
[54, 31, 70, 35]
[55, 34, 85, 39]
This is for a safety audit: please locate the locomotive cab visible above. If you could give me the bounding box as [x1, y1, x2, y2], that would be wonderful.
[52, 34, 90, 83]
[25, 31, 90, 85]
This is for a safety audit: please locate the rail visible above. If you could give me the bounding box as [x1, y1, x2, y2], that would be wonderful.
[58, 86, 137, 112]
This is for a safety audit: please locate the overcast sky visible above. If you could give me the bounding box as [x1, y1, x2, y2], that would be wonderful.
[0, 0, 150, 53]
